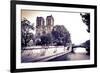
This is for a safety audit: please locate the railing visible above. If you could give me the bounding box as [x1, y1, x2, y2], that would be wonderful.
[22, 46, 66, 50]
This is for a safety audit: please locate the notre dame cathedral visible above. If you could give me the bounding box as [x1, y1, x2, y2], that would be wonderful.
[36, 15, 54, 36]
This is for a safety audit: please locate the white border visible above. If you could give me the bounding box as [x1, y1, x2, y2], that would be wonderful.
[16, 4, 95, 69]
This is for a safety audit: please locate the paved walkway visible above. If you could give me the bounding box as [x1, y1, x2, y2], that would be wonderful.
[21, 47, 70, 62]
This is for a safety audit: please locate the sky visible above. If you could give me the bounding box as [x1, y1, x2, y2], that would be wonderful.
[21, 10, 90, 45]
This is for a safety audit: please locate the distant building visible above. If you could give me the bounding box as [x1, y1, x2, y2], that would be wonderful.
[46, 15, 54, 33]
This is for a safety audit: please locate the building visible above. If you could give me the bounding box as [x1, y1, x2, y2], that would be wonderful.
[36, 15, 54, 36]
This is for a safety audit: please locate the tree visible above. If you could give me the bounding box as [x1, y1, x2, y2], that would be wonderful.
[21, 18, 34, 47]
[80, 13, 90, 33]
[82, 40, 90, 55]
[40, 34, 51, 46]
[80, 13, 90, 55]
[51, 25, 71, 47]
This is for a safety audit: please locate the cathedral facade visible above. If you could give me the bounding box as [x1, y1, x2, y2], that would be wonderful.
[36, 15, 54, 36]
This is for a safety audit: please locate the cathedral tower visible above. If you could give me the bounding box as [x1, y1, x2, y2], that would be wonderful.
[36, 17, 45, 36]
[46, 15, 54, 33]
